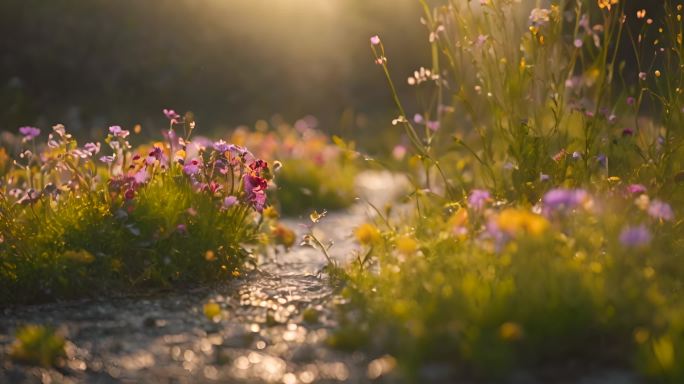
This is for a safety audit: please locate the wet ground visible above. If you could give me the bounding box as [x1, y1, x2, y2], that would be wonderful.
[0, 172, 409, 384]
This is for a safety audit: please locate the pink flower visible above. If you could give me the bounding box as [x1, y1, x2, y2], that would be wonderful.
[109, 125, 130, 138]
[370, 35, 380, 45]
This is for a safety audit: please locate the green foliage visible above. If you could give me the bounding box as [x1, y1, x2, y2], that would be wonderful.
[274, 158, 357, 215]
[10, 325, 66, 367]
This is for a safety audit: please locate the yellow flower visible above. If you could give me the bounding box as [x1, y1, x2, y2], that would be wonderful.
[597, 0, 618, 11]
[355, 223, 381, 245]
[497, 208, 549, 236]
[203, 302, 221, 320]
[499, 322, 524, 342]
[395, 235, 418, 255]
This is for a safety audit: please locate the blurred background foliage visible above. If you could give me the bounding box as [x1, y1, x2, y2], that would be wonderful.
[0, 0, 429, 142]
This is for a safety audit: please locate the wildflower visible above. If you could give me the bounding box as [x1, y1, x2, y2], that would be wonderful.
[176, 224, 187, 235]
[163, 109, 181, 122]
[622, 128, 634, 137]
[426, 121, 440, 132]
[636, 9, 646, 19]
[17, 189, 40, 205]
[574, 39, 583, 48]
[146, 146, 165, 165]
[627, 184, 647, 195]
[370, 35, 380, 45]
[619, 225, 652, 248]
[19, 126, 40, 141]
[497, 208, 549, 236]
[638, 72, 647, 81]
[648, 200, 674, 221]
[626, 96, 635, 105]
[499, 322, 523, 342]
[597, 0, 618, 11]
[529, 8, 551, 26]
[396, 236, 418, 255]
[242, 172, 267, 212]
[108, 125, 130, 138]
[124, 188, 135, 200]
[273, 224, 296, 249]
[392, 145, 407, 160]
[100, 155, 115, 164]
[84, 142, 101, 155]
[355, 223, 380, 245]
[539, 173, 550, 182]
[183, 159, 201, 176]
[213, 140, 230, 153]
[572, 151, 582, 160]
[133, 169, 148, 184]
[468, 189, 491, 211]
[542, 188, 590, 214]
[413, 114, 424, 124]
[597, 154, 607, 167]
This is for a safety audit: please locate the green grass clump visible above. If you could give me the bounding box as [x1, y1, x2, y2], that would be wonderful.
[10, 324, 66, 367]
[275, 157, 357, 216]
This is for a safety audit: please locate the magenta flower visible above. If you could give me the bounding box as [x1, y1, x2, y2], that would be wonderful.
[243, 172, 267, 212]
[133, 169, 148, 184]
[426, 121, 440, 132]
[619, 225, 652, 248]
[648, 200, 674, 221]
[163, 109, 181, 122]
[109, 125, 130, 138]
[19, 126, 41, 140]
[626, 97, 636, 106]
[627, 184, 647, 195]
[370, 35, 380, 45]
[183, 159, 201, 176]
[468, 189, 491, 211]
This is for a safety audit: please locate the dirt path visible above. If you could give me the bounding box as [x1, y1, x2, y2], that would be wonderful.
[0, 172, 408, 384]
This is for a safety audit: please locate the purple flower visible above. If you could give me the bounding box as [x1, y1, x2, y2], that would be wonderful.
[163, 109, 181, 122]
[223, 195, 238, 208]
[627, 184, 647, 195]
[213, 140, 230, 153]
[648, 200, 674, 221]
[539, 173, 550, 182]
[19, 126, 41, 140]
[622, 128, 634, 137]
[100, 155, 116, 164]
[413, 114, 424, 124]
[109, 125, 130, 138]
[84, 142, 101, 155]
[468, 189, 491, 211]
[370, 35, 380, 45]
[542, 188, 589, 213]
[572, 151, 582, 160]
[597, 154, 607, 167]
[626, 96, 636, 106]
[176, 224, 187, 235]
[619, 225, 652, 248]
[183, 159, 201, 176]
